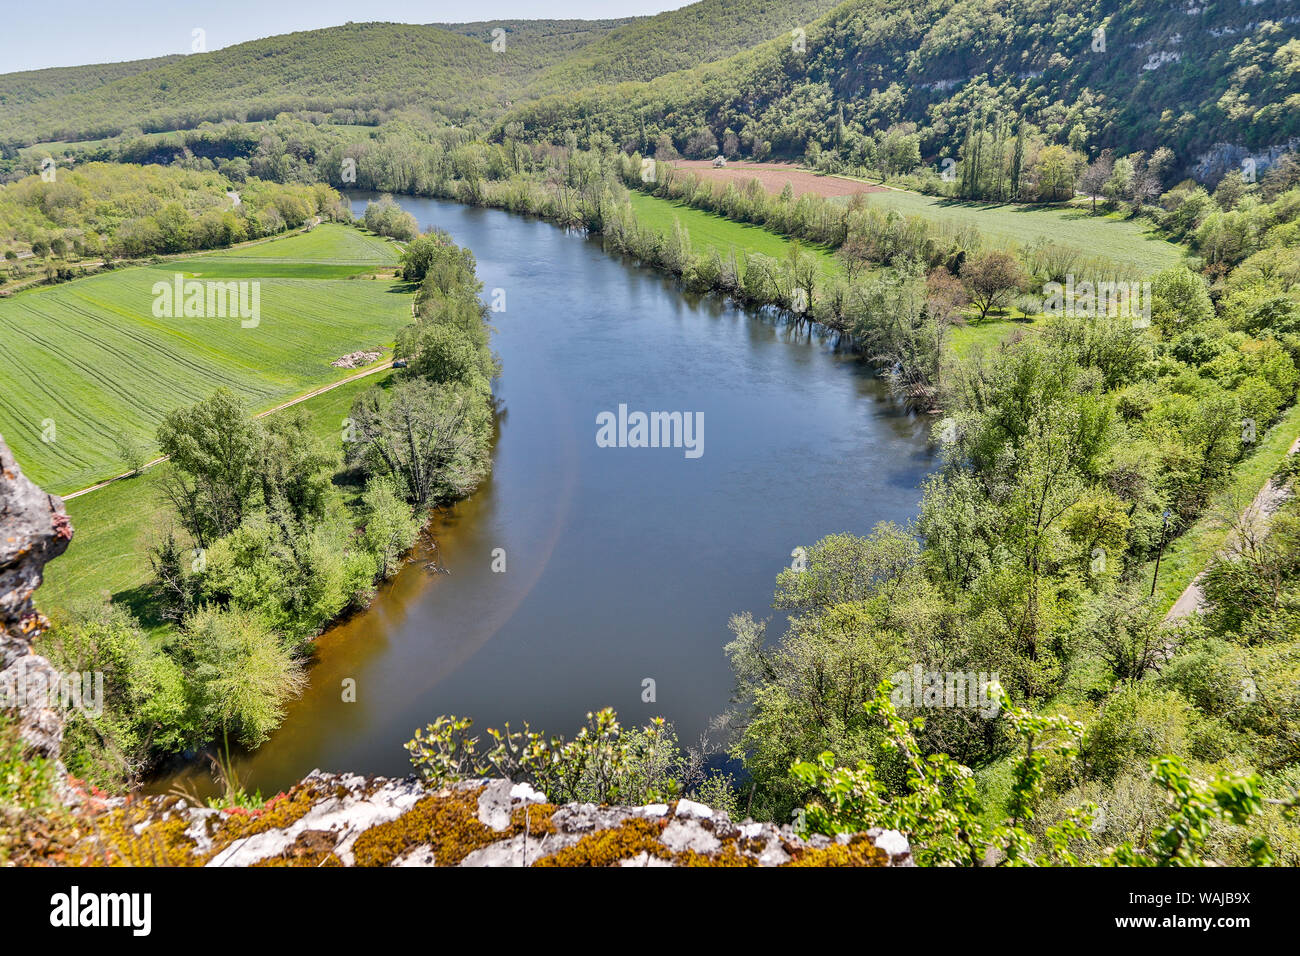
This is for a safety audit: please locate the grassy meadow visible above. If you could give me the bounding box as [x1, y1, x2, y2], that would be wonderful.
[947, 314, 1048, 359]
[627, 192, 841, 277]
[0, 223, 407, 494]
[844, 186, 1184, 275]
[183, 222, 401, 266]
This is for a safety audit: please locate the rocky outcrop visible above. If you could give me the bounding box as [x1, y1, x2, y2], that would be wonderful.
[57, 771, 913, 867]
[1193, 139, 1299, 185]
[0, 434, 72, 759]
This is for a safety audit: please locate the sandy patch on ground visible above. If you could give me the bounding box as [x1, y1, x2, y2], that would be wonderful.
[332, 348, 387, 369]
[665, 160, 888, 199]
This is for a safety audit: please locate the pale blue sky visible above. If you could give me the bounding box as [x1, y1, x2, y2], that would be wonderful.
[4, 1, 687, 73]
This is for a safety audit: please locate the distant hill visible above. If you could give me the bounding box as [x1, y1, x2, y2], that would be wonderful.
[0, 55, 185, 113]
[2, 0, 1295, 172]
[503, 0, 1300, 171]
[438, 18, 636, 72]
[0, 23, 509, 147]
[0, 1, 844, 149]
[524, 0, 845, 92]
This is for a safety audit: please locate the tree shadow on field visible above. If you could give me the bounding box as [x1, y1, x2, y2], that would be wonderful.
[110, 583, 170, 634]
[930, 198, 1094, 221]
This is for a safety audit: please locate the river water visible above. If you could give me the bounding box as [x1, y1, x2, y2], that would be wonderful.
[156, 193, 934, 796]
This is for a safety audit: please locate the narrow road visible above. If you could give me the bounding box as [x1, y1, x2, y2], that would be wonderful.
[63, 361, 393, 501]
[1164, 434, 1300, 622]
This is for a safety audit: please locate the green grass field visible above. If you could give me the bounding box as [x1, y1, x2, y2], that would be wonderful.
[631, 189, 1063, 356]
[185, 224, 401, 265]
[841, 187, 1183, 276]
[0, 224, 407, 495]
[628, 192, 841, 276]
[947, 314, 1048, 359]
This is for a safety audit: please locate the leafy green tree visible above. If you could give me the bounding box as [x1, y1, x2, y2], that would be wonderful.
[1150, 266, 1214, 335]
[196, 515, 371, 647]
[684, 127, 719, 159]
[147, 529, 202, 624]
[1105, 156, 1134, 204]
[156, 389, 261, 546]
[255, 408, 337, 527]
[38, 603, 187, 787]
[361, 194, 417, 240]
[398, 231, 448, 282]
[362, 475, 421, 580]
[1214, 170, 1250, 211]
[174, 606, 306, 748]
[1076, 587, 1165, 682]
[347, 378, 493, 508]
[1032, 144, 1083, 202]
[773, 525, 923, 613]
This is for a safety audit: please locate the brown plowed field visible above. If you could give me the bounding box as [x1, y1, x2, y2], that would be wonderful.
[666, 160, 889, 199]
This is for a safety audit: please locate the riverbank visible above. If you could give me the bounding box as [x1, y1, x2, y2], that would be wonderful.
[32, 222, 497, 793]
[142, 191, 932, 800]
[39, 368, 394, 619]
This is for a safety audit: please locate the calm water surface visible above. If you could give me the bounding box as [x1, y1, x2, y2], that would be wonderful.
[157, 194, 934, 794]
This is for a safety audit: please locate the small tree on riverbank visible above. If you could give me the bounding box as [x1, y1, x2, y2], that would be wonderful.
[961, 249, 1025, 319]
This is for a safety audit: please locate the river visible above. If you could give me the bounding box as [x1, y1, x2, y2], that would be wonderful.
[156, 193, 934, 796]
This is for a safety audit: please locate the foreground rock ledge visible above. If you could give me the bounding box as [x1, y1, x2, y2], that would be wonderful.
[62, 772, 913, 867]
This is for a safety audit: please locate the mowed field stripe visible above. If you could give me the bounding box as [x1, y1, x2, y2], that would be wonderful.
[62, 360, 394, 500]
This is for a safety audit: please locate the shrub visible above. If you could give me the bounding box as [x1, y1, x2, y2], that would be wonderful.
[173, 606, 306, 748]
[407, 709, 687, 806]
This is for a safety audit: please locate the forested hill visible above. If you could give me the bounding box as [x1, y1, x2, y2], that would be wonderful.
[0, 0, 845, 150]
[519, 0, 847, 92]
[504, 0, 1300, 173]
[3, 0, 1295, 171]
[0, 55, 185, 113]
[0, 24, 509, 146]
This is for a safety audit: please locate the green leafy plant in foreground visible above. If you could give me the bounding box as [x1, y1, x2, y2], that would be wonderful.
[406, 708, 687, 806]
[793, 681, 1287, 866]
[0, 716, 59, 813]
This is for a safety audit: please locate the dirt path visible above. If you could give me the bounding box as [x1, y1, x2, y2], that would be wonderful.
[62, 361, 393, 501]
[1164, 434, 1300, 622]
